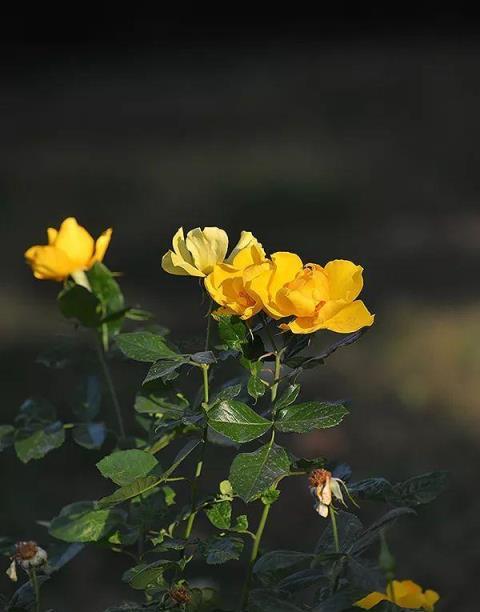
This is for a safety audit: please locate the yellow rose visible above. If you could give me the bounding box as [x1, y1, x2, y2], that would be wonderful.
[247, 253, 374, 334]
[25, 217, 112, 282]
[355, 580, 440, 611]
[161, 227, 264, 277]
[205, 243, 268, 319]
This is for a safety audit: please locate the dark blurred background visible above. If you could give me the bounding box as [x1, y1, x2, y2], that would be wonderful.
[1, 8, 479, 611]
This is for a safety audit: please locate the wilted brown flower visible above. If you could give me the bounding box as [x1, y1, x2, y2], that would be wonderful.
[169, 585, 192, 605]
[6, 541, 48, 582]
[308, 469, 345, 517]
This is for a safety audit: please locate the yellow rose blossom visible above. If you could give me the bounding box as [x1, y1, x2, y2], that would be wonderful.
[247, 253, 374, 334]
[205, 242, 268, 319]
[355, 580, 440, 611]
[161, 227, 264, 277]
[25, 217, 112, 282]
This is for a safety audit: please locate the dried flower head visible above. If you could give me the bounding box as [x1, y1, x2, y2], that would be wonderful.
[169, 585, 192, 605]
[309, 469, 345, 517]
[6, 541, 48, 582]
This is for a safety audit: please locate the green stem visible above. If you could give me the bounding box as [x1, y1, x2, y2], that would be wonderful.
[204, 298, 213, 351]
[30, 567, 40, 612]
[271, 351, 281, 404]
[330, 506, 340, 553]
[240, 502, 272, 610]
[95, 337, 126, 440]
[184, 365, 209, 540]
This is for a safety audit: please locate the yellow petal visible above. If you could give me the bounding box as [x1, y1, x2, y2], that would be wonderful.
[54, 217, 95, 268]
[172, 227, 194, 264]
[162, 250, 205, 277]
[322, 300, 374, 333]
[91, 228, 112, 265]
[324, 259, 364, 302]
[47, 227, 58, 244]
[186, 227, 228, 275]
[424, 589, 440, 611]
[269, 252, 304, 298]
[388, 580, 423, 600]
[232, 243, 266, 270]
[25, 245, 76, 281]
[354, 592, 387, 609]
[226, 230, 265, 263]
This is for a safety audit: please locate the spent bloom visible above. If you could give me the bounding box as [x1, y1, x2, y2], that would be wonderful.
[308, 468, 345, 518]
[6, 541, 48, 582]
[161, 226, 264, 277]
[25, 217, 112, 282]
[354, 580, 440, 611]
[168, 585, 192, 605]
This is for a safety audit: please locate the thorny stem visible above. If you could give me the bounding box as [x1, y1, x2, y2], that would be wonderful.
[330, 506, 340, 553]
[95, 336, 126, 440]
[29, 567, 40, 612]
[240, 502, 272, 610]
[184, 364, 210, 540]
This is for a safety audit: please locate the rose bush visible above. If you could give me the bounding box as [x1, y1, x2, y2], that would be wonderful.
[0, 220, 446, 611]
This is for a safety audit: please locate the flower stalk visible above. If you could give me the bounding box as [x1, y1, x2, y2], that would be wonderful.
[29, 567, 40, 612]
[95, 336, 126, 440]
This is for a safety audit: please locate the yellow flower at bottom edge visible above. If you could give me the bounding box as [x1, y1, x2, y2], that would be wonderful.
[161, 226, 264, 277]
[246, 253, 374, 334]
[354, 580, 440, 611]
[25, 217, 112, 281]
[204, 243, 268, 319]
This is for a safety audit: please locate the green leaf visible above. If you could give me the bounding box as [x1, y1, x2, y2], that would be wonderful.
[14, 421, 65, 463]
[116, 331, 181, 362]
[349, 478, 394, 502]
[122, 560, 174, 590]
[208, 400, 272, 443]
[211, 384, 243, 404]
[72, 375, 102, 421]
[87, 262, 125, 335]
[231, 514, 249, 532]
[16, 398, 56, 425]
[217, 315, 248, 351]
[134, 391, 188, 418]
[49, 501, 124, 542]
[191, 351, 217, 365]
[391, 471, 450, 507]
[97, 449, 159, 486]
[274, 384, 301, 411]
[205, 500, 232, 529]
[247, 375, 267, 400]
[58, 283, 101, 327]
[143, 358, 189, 384]
[249, 589, 304, 612]
[0, 425, 15, 451]
[73, 422, 106, 449]
[229, 443, 290, 502]
[275, 401, 349, 433]
[202, 535, 243, 564]
[351, 508, 416, 556]
[97, 439, 200, 507]
[97, 476, 161, 508]
[253, 551, 313, 586]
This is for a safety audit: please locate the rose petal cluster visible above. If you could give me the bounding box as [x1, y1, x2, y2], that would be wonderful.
[162, 226, 374, 334]
[354, 580, 440, 611]
[25, 217, 111, 281]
